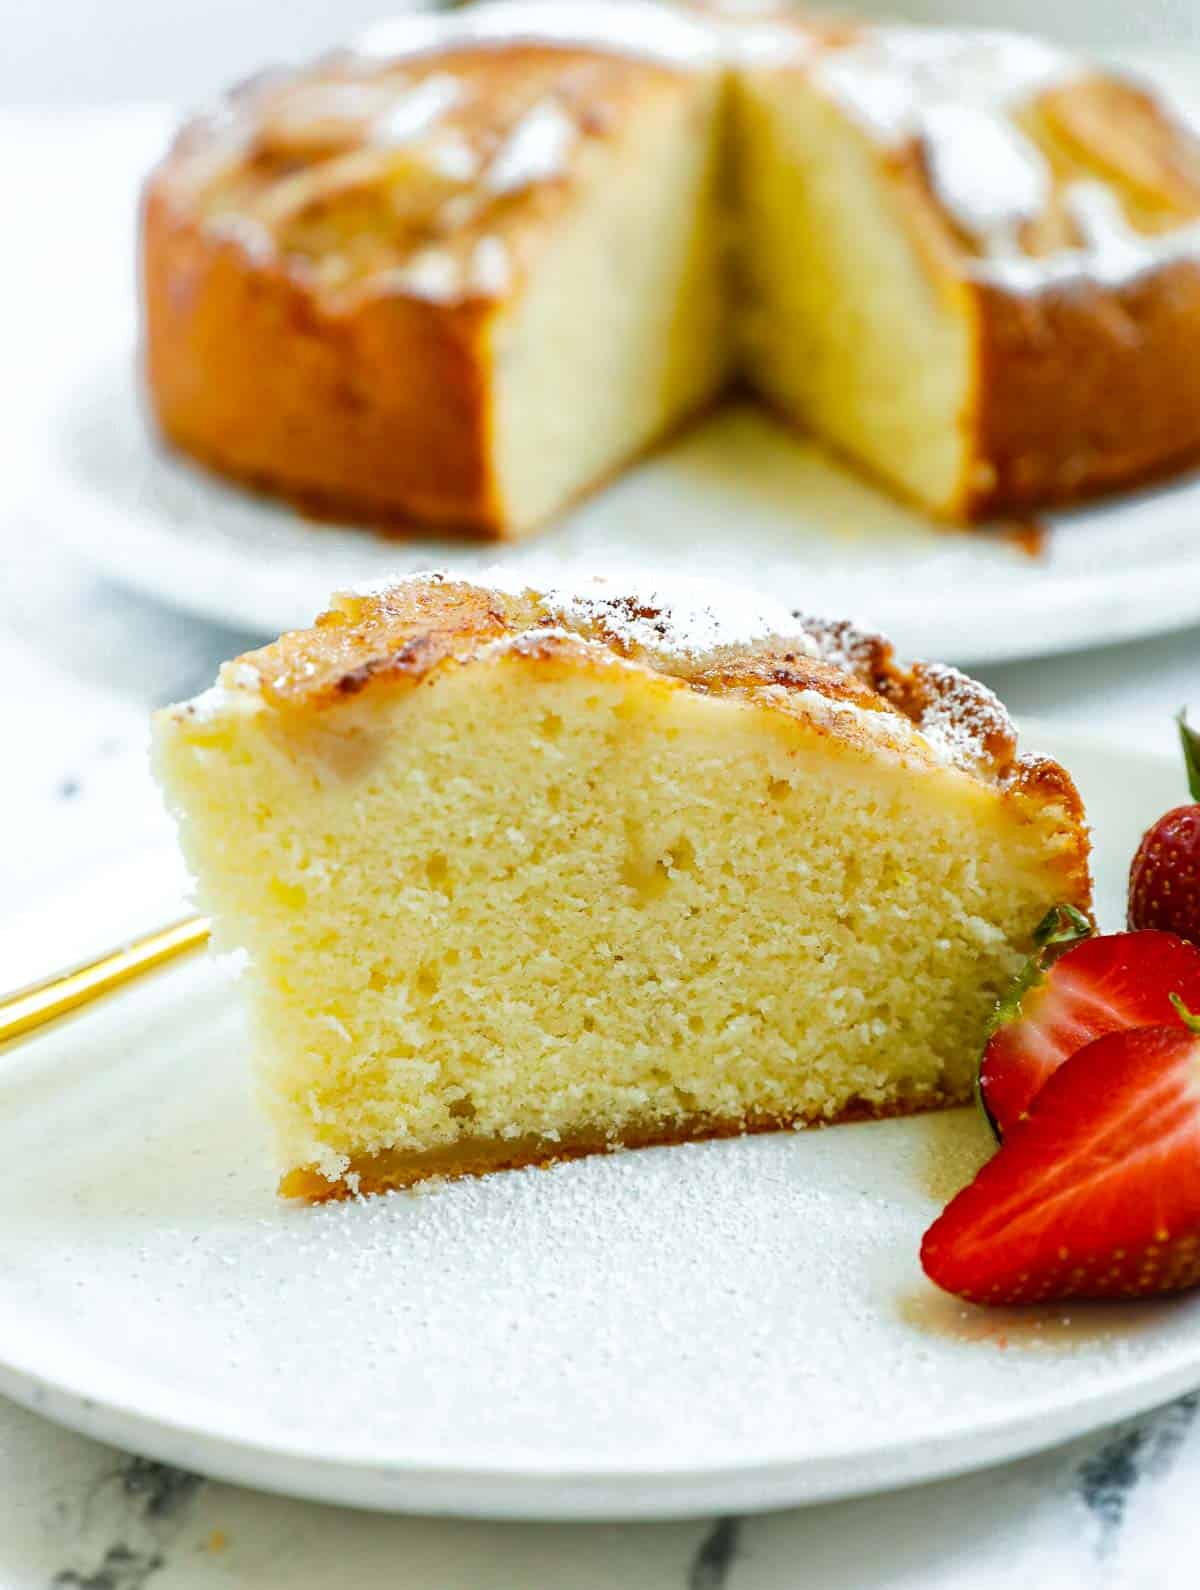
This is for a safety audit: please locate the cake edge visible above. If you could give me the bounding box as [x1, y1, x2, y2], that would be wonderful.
[279, 1087, 962, 1200]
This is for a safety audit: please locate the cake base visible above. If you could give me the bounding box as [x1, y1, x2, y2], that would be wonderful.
[279, 1090, 959, 1201]
[151, 385, 725, 542]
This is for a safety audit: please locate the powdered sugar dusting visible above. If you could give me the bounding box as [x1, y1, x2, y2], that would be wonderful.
[539, 582, 809, 666]
[468, 234, 512, 294]
[203, 212, 275, 263]
[920, 104, 1051, 246]
[175, 660, 262, 723]
[353, 1, 718, 71]
[427, 134, 481, 183]
[340, 570, 1024, 777]
[370, 72, 463, 145]
[484, 99, 577, 194]
[969, 179, 1200, 292]
[436, 568, 818, 669]
[5, 987, 1175, 1506]
[811, 26, 1074, 146]
[386, 246, 462, 301]
[731, 21, 815, 69]
[180, 5, 1200, 309]
[792, 610, 887, 675]
[174, 683, 234, 724]
[810, 27, 1072, 257]
[915, 663, 1013, 771]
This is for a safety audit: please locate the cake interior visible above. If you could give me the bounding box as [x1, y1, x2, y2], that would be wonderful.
[490, 69, 731, 530]
[733, 69, 974, 515]
[157, 639, 1083, 1194]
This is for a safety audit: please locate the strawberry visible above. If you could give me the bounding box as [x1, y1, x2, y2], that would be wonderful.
[922, 1001, 1200, 1304]
[1128, 710, 1200, 945]
[978, 918, 1200, 1138]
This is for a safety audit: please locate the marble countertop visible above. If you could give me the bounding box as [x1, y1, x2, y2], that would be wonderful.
[1, 1386, 1198, 1589]
[4, 100, 1200, 1589]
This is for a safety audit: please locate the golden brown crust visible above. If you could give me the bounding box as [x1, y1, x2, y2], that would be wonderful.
[227, 576, 924, 728]
[962, 264, 1200, 516]
[141, 42, 696, 536]
[779, 611, 1017, 773]
[142, 187, 509, 533]
[226, 576, 987, 767]
[877, 70, 1200, 518]
[279, 1089, 958, 1199]
[234, 578, 510, 704]
[198, 573, 1091, 914]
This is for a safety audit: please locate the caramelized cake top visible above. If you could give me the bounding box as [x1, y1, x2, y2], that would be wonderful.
[150, 0, 1200, 310]
[176, 571, 1086, 875]
[745, 16, 1200, 292]
[152, 8, 712, 308]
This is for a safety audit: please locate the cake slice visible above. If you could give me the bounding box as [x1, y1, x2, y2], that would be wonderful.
[153, 574, 1090, 1198]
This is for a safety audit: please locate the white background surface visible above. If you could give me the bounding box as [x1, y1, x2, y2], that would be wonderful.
[4, 0, 1197, 104]
[4, 6, 1200, 1583]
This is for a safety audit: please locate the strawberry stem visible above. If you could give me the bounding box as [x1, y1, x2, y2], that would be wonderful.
[1180, 709, 1200, 803]
[1170, 992, 1200, 1034]
[984, 905, 1093, 1044]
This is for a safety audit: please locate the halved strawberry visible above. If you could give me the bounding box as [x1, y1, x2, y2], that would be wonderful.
[923, 1005, 1200, 1304]
[978, 921, 1200, 1139]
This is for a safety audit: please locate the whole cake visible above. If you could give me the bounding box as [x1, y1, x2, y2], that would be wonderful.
[153, 573, 1091, 1198]
[141, 2, 1200, 535]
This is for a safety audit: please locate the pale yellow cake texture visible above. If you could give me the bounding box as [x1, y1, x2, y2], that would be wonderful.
[152, 576, 1091, 1197]
[488, 67, 731, 531]
[732, 64, 973, 516]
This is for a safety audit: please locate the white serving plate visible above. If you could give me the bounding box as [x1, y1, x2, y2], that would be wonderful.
[0, 725, 1198, 1519]
[29, 347, 1200, 666]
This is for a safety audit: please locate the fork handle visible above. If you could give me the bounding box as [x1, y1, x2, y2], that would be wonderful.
[0, 915, 211, 1052]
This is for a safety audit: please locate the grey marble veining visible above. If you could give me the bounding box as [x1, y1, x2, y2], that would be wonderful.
[4, 1390, 1200, 1589]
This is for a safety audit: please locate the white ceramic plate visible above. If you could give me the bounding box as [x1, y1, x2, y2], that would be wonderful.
[28, 347, 1200, 664]
[1, 724, 1197, 1520]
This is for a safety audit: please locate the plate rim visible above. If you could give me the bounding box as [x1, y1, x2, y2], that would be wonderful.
[1, 1346, 1198, 1520]
[1, 724, 1195, 1519]
[26, 350, 1200, 665]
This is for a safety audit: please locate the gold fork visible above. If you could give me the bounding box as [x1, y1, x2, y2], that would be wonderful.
[0, 916, 210, 1052]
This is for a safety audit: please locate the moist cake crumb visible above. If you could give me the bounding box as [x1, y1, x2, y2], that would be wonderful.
[154, 571, 1091, 1198]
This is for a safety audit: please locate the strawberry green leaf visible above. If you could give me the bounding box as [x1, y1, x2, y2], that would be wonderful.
[985, 955, 1044, 1041]
[983, 906, 1092, 1044]
[1169, 992, 1200, 1034]
[1180, 709, 1200, 804]
[1033, 903, 1093, 953]
[977, 905, 1095, 1140]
